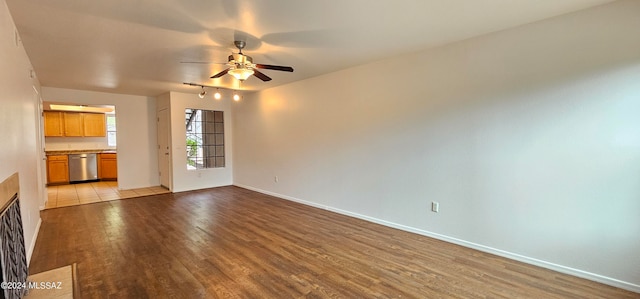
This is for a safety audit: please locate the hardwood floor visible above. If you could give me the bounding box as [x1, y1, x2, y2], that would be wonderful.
[29, 186, 638, 298]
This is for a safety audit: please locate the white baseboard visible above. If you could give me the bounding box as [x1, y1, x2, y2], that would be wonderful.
[27, 217, 42, 266]
[234, 184, 640, 294]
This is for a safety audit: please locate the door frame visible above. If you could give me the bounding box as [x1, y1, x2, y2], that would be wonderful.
[33, 86, 47, 209]
[157, 108, 172, 190]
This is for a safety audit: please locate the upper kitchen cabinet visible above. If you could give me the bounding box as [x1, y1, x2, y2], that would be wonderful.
[82, 113, 106, 137]
[43, 111, 64, 136]
[44, 111, 106, 137]
[63, 112, 83, 136]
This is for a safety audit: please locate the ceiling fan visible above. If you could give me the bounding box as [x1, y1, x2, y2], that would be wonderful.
[188, 41, 294, 82]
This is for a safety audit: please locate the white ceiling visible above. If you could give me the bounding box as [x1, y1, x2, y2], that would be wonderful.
[6, 0, 613, 97]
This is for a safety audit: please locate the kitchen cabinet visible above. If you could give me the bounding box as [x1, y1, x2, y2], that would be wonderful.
[47, 155, 69, 185]
[99, 153, 117, 180]
[43, 111, 64, 136]
[43, 111, 106, 137]
[63, 112, 83, 136]
[82, 113, 106, 137]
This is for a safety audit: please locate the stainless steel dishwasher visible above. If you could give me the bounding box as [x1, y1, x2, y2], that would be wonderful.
[68, 153, 98, 182]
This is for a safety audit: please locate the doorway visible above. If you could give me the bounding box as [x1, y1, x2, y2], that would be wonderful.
[157, 108, 172, 189]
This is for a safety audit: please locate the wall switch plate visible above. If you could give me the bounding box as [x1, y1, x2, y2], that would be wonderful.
[431, 202, 439, 213]
[14, 29, 19, 47]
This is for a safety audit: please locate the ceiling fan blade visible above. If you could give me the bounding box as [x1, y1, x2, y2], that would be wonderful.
[252, 70, 272, 82]
[255, 64, 294, 72]
[180, 61, 227, 64]
[210, 68, 230, 79]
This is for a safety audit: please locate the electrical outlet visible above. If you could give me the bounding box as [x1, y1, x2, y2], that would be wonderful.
[431, 202, 439, 213]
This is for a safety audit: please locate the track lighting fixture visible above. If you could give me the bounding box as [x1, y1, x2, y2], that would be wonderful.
[184, 82, 239, 101]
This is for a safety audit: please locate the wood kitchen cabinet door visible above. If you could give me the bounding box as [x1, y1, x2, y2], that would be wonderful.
[83, 113, 106, 137]
[47, 155, 69, 185]
[99, 153, 118, 180]
[63, 112, 83, 136]
[43, 111, 64, 136]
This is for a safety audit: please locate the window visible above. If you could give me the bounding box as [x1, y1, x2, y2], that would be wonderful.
[106, 114, 117, 146]
[185, 109, 225, 169]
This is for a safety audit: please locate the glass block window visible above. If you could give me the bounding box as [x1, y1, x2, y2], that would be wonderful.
[186, 109, 225, 169]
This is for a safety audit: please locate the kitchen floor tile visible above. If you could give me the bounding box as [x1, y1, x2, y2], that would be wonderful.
[93, 189, 113, 195]
[56, 199, 80, 206]
[79, 197, 101, 204]
[45, 199, 57, 209]
[149, 186, 170, 193]
[99, 195, 120, 201]
[57, 196, 79, 202]
[116, 191, 137, 198]
[132, 188, 155, 196]
[45, 181, 171, 209]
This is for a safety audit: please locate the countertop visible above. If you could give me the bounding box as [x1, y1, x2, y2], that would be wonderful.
[45, 149, 116, 155]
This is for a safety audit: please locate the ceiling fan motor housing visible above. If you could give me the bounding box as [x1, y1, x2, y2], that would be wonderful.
[207, 41, 292, 81]
[234, 40, 247, 51]
[229, 53, 253, 67]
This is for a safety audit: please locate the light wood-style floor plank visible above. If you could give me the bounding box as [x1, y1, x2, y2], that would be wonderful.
[29, 186, 639, 298]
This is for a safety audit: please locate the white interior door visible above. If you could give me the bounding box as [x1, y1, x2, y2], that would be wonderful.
[157, 109, 171, 189]
[33, 86, 47, 208]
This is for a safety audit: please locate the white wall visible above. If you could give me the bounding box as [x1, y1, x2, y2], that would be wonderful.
[41, 87, 159, 190]
[0, 0, 44, 263]
[164, 91, 233, 193]
[233, 0, 640, 291]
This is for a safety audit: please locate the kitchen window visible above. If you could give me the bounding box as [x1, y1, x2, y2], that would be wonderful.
[106, 114, 117, 146]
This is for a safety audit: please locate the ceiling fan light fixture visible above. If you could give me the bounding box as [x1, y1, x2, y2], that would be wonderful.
[228, 67, 254, 81]
[184, 41, 293, 83]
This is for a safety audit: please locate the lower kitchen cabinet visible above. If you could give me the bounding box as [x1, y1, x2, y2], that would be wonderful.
[47, 155, 69, 185]
[99, 153, 117, 180]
